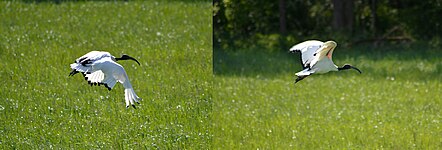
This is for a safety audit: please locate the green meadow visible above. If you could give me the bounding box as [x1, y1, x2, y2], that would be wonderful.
[1, 0, 441, 149]
[213, 45, 442, 149]
[0, 1, 211, 149]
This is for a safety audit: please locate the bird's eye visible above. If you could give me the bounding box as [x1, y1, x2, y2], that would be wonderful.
[313, 53, 317, 56]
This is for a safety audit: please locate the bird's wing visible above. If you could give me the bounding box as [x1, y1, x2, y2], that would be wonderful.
[84, 70, 118, 91]
[289, 40, 324, 69]
[70, 63, 91, 73]
[78, 57, 125, 90]
[70, 60, 117, 90]
[70, 51, 112, 75]
[74, 51, 113, 66]
[92, 57, 141, 107]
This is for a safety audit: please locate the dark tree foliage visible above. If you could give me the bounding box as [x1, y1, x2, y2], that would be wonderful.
[19, 0, 206, 3]
[214, 0, 442, 51]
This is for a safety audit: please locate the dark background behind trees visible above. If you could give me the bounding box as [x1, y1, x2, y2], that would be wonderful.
[213, 0, 442, 51]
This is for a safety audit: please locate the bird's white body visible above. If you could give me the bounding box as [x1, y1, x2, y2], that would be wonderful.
[290, 40, 338, 76]
[289, 40, 361, 83]
[70, 51, 141, 108]
[295, 59, 337, 76]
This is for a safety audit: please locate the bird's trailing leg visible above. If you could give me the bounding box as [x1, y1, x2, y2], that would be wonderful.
[69, 69, 79, 76]
[295, 75, 309, 84]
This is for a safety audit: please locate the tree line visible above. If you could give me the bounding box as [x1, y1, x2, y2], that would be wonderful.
[214, 0, 442, 50]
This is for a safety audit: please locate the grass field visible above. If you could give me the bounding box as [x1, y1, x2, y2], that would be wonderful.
[0, 1, 211, 149]
[213, 44, 442, 149]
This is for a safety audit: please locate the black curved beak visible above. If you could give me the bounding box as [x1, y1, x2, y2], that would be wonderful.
[351, 66, 362, 74]
[116, 54, 141, 65]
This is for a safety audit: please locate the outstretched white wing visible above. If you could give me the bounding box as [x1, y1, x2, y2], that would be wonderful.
[70, 56, 141, 108]
[91, 57, 142, 108]
[74, 51, 112, 66]
[289, 40, 323, 69]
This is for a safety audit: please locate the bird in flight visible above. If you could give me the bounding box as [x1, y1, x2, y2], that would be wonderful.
[289, 40, 362, 83]
[69, 51, 142, 108]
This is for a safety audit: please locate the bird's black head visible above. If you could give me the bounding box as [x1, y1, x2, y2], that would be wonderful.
[339, 64, 362, 74]
[116, 54, 141, 65]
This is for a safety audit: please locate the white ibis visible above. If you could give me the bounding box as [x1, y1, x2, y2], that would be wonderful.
[69, 51, 142, 108]
[289, 40, 362, 83]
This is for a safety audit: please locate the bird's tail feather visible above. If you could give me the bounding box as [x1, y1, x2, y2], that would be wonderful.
[124, 88, 141, 108]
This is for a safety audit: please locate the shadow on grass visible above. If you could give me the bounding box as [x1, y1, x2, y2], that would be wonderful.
[214, 43, 442, 81]
[213, 49, 299, 78]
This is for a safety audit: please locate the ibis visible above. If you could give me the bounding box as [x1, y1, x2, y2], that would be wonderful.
[69, 51, 142, 108]
[289, 40, 362, 83]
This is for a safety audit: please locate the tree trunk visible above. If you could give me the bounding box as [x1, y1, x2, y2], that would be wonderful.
[332, 0, 354, 33]
[279, 0, 287, 36]
[370, 0, 377, 37]
[279, 0, 287, 50]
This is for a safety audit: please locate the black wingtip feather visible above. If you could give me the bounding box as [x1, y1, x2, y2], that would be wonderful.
[77, 72, 110, 90]
[104, 84, 111, 91]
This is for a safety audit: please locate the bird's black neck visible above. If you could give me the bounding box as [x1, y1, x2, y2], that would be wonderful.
[115, 57, 125, 61]
[337, 67, 347, 71]
[338, 65, 351, 71]
[115, 55, 141, 65]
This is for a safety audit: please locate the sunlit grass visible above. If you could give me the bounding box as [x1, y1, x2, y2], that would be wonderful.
[213, 45, 442, 149]
[0, 1, 211, 149]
